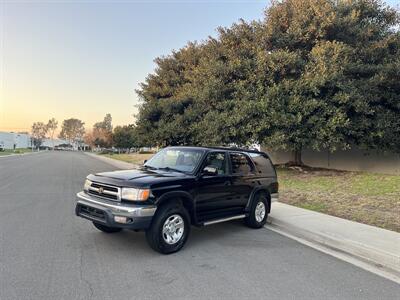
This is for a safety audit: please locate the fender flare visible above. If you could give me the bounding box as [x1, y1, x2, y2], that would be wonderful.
[155, 191, 196, 223]
[246, 187, 271, 213]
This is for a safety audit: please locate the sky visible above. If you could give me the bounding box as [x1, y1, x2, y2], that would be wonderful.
[1, 0, 399, 133]
[0, 0, 267, 133]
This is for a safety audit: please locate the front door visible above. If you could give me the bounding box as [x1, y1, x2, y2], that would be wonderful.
[195, 151, 235, 221]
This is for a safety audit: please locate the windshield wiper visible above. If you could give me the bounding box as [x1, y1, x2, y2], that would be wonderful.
[143, 165, 158, 170]
[157, 167, 187, 173]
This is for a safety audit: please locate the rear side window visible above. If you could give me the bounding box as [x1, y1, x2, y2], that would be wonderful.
[229, 153, 254, 175]
[249, 153, 275, 175]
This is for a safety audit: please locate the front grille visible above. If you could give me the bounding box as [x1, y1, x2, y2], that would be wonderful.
[88, 182, 121, 201]
[80, 205, 106, 221]
[91, 183, 119, 192]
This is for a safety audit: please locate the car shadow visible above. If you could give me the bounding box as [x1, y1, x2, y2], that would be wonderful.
[87, 220, 274, 257]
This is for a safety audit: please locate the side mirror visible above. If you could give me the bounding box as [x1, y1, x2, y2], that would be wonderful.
[143, 159, 147, 164]
[202, 166, 218, 176]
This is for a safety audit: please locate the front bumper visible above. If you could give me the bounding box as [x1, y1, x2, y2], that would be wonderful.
[75, 191, 156, 230]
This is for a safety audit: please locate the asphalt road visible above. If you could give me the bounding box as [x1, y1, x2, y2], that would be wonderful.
[1, 151, 399, 300]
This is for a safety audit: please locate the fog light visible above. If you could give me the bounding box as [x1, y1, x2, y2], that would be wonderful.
[114, 216, 128, 224]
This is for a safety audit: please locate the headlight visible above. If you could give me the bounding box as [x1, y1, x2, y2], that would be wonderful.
[121, 188, 150, 201]
[83, 179, 92, 191]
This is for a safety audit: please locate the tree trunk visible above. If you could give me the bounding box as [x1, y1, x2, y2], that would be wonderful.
[292, 148, 303, 166]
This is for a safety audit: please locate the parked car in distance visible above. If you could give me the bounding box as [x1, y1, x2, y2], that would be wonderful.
[75, 146, 279, 254]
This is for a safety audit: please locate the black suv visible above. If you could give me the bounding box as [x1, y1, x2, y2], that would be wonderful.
[75, 146, 278, 254]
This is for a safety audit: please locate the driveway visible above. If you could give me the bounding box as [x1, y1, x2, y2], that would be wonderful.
[1, 151, 399, 299]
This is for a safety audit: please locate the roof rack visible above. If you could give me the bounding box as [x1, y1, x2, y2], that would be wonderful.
[206, 146, 261, 153]
[166, 145, 263, 153]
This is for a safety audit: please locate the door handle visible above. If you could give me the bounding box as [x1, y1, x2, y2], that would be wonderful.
[224, 181, 232, 186]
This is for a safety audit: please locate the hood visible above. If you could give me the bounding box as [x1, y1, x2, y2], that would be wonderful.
[87, 167, 190, 188]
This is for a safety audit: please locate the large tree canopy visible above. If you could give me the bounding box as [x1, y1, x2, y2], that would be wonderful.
[59, 118, 85, 144]
[135, 0, 400, 164]
[113, 125, 141, 150]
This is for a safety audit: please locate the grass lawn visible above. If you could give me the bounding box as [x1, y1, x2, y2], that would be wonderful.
[101, 152, 155, 165]
[277, 166, 400, 232]
[0, 148, 33, 156]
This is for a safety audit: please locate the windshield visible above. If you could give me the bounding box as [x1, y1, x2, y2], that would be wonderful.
[144, 148, 204, 173]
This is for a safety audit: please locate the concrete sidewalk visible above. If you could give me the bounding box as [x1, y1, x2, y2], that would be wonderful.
[268, 202, 400, 281]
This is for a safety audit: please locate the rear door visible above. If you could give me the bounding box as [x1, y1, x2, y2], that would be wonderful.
[228, 152, 257, 209]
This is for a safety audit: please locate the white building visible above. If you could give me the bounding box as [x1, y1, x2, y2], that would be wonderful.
[0, 132, 72, 150]
[0, 132, 31, 149]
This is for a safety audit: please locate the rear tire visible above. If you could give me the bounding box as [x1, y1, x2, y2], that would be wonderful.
[245, 193, 269, 228]
[145, 202, 190, 254]
[92, 222, 122, 233]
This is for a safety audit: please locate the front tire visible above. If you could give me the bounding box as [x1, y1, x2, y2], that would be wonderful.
[245, 193, 269, 228]
[92, 222, 122, 233]
[145, 202, 190, 254]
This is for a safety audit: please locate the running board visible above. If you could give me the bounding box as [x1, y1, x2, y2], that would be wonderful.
[203, 214, 246, 226]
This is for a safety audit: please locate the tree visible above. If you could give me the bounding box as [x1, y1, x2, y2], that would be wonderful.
[135, 43, 205, 146]
[135, 0, 400, 164]
[46, 118, 58, 150]
[113, 125, 139, 150]
[31, 122, 48, 149]
[59, 118, 85, 147]
[255, 0, 400, 164]
[91, 114, 113, 148]
[83, 131, 95, 149]
[94, 113, 112, 132]
[188, 21, 265, 146]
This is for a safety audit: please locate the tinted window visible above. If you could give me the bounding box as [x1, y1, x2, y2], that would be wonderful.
[203, 152, 226, 175]
[249, 153, 275, 175]
[229, 153, 254, 175]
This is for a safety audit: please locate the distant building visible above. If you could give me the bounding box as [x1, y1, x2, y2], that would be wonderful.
[42, 138, 70, 148]
[0, 132, 74, 150]
[0, 132, 31, 149]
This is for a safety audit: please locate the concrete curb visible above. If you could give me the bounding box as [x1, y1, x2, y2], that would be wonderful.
[83, 152, 136, 169]
[267, 203, 400, 281]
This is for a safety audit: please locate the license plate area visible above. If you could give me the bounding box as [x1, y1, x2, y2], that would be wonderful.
[79, 205, 106, 221]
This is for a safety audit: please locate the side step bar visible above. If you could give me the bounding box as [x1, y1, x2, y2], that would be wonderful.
[203, 214, 246, 226]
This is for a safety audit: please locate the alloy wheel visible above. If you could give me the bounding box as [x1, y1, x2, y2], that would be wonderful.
[162, 214, 184, 244]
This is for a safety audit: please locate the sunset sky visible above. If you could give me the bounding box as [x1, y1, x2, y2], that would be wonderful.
[0, 0, 266, 133]
[1, 0, 398, 133]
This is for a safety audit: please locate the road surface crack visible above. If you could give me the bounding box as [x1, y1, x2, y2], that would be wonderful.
[79, 248, 94, 299]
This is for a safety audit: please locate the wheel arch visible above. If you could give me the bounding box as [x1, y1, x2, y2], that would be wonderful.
[246, 187, 271, 213]
[155, 191, 196, 224]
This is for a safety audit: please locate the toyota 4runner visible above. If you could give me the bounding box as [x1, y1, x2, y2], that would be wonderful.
[75, 146, 278, 254]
